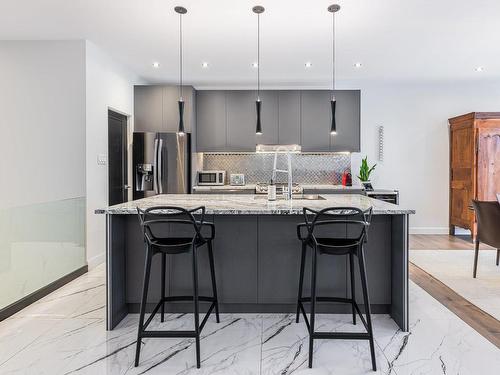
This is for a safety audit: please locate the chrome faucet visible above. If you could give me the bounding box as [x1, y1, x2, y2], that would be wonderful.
[271, 146, 293, 200]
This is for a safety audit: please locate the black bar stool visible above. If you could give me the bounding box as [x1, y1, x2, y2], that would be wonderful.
[296, 206, 376, 371]
[135, 206, 220, 368]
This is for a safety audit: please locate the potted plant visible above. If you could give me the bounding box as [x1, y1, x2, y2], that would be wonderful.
[358, 156, 376, 190]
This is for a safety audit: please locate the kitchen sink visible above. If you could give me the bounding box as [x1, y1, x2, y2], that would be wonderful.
[254, 194, 326, 201]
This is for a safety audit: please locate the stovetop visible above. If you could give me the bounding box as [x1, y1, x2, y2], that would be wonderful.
[255, 182, 303, 194]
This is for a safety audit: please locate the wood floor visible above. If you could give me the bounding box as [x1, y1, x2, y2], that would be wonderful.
[410, 263, 500, 349]
[410, 234, 494, 250]
[409, 234, 500, 349]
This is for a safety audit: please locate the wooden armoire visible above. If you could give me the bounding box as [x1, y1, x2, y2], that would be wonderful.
[448, 112, 500, 238]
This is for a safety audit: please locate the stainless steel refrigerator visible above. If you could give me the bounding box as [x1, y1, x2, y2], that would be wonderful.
[133, 132, 191, 199]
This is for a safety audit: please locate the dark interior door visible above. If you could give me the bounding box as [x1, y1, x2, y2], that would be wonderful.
[108, 110, 129, 206]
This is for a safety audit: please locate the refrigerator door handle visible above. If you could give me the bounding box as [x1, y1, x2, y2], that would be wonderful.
[158, 138, 164, 194]
[153, 138, 159, 194]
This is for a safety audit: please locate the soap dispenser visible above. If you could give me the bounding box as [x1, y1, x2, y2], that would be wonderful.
[267, 179, 276, 201]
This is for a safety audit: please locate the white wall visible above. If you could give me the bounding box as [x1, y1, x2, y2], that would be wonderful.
[85, 41, 144, 267]
[349, 79, 500, 233]
[0, 41, 86, 209]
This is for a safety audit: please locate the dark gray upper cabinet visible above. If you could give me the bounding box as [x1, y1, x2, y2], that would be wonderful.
[330, 90, 360, 152]
[163, 86, 194, 133]
[300, 90, 332, 152]
[132, 88, 361, 152]
[196, 90, 226, 152]
[256, 91, 279, 145]
[278, 90, 301, 145]
[134, 86, 163, 132]
[226, 90, 257, 151]
[134, 85, 194, 133]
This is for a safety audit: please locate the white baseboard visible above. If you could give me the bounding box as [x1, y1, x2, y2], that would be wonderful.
[87, 252, 105, 269]
[409, 227, 449, 235]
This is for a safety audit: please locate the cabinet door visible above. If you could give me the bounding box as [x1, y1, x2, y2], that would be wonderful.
[134, 86, 163, 132]
[300, 91, 332, 151]
[450, 126, 474, 229]
[196, 90, 227, 151]
[226, 90, 257, 151]
[278, 91, 301, 144]
[330, 90, 361, 152]
[477, 128, 500, 200]
[255, 91, 279, 145]
[213, 215, 258, 303]
[163, 86, 193, 133]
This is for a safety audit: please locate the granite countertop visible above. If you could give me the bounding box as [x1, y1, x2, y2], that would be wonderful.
[97, 194, 414, 215]
[191, 184, 364, 191]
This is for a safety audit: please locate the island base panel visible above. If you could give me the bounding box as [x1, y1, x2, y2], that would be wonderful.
[107, 214, 409, 331]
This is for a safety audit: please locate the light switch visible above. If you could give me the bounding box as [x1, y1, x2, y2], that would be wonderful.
[97, 154, 107, 166]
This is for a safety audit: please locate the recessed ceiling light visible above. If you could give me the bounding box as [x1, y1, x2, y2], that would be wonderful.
[305, 62, 313, 68]
[354, 62, 362, 68]
[201, 62, 209, 68]
[152, 62, 160, 68]
[252, 62, 259, 68]
[475, 66, 484, 72]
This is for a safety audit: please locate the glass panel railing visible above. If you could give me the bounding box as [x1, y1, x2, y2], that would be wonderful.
[0, 197, 86, 310]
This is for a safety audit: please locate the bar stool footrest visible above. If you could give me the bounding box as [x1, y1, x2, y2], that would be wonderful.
[141, 296, 218, 333]
[298, 296, 369, 333]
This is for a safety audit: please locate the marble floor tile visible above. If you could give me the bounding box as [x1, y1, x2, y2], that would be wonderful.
[0, 264, 499, 374]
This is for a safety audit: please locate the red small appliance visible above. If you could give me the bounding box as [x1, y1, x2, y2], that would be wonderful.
[342, 169, 352, 187]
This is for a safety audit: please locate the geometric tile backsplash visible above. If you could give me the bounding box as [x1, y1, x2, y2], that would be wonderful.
[202, 153, 351, 184]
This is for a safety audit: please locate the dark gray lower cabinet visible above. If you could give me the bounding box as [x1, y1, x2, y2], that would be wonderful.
[258, 216, 303, 303]
[213, 215, 258, 303]
[110, 212, 409, 331]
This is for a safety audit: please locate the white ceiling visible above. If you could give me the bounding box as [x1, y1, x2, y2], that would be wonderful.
[1, 0, 499, 88]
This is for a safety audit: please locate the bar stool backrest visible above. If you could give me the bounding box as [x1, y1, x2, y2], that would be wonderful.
[137, 206, 206, 247]
[472, 200, 500, 248]
[300, 207, 373, 246]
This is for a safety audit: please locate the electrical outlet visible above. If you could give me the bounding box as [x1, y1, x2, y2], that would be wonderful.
[97, 154, 107, 166]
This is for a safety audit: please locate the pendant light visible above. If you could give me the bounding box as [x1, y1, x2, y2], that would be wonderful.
[175, 6, 187, 136]
[328, 4, 340, 135]
[253, 5, 265, 135]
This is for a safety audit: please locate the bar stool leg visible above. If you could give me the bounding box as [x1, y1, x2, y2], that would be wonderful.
[207, 240, 220, 323]
[358, 247, 377, 372]
[308, 246, 318, 368]
[192, 245, 201, 368]
[161, 253, 166, 323]
[296, 242, 306, 323]
[349, 253, 357, 325]
[135, 247, 153, 367]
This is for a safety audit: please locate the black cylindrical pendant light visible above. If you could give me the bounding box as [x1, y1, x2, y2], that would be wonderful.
[175, 6, 187, 136]
[328, 4, 340, 136]
[256, 100, 262, 134]
[253, 5, 265, 135]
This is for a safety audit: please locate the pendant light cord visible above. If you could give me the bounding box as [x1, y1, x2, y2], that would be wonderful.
[332, 11, 335, 100]
[257, 12, 260, 101]
[179, 12, 183, 101]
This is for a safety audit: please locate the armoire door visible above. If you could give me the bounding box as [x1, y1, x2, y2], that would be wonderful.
[477, 129, 500, 200]
[450, 126, 475, 230]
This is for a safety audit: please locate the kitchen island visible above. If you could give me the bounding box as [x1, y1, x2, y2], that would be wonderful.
[98, 194, 414, 331]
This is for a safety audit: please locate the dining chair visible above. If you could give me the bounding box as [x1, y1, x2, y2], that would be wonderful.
[471, 200, 500, 278]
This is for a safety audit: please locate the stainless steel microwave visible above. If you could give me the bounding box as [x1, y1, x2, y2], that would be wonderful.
[196, 170, 226, 186]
